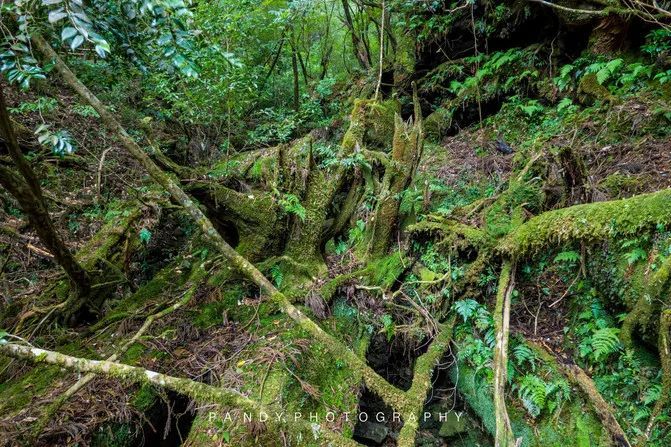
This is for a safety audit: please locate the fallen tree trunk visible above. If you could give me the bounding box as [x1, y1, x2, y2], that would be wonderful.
[498, 188, 671, 257]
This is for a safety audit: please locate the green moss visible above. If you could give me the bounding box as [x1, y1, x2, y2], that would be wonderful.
[499, 188, 671, 258]
[409, 218, 493, 251]
[578, 73, 614, 105]
[92, 263, 193, 331]
[424, 107, 453, 140]
[131, 383, 158, 412]
[599, 173, 645, 199]
[120, 343, 146, 364]
[0, 365, 63, 414]
[76, 204, 141, 269]
[367, 252, 405, 289]
[485, 180, 543, 238]
[342, 98, 400, 153]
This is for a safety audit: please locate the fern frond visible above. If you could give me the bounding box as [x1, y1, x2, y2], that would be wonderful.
[454, 299, 479, 322]
[592, 327, 621, 360]
[518, 374, 547, 418]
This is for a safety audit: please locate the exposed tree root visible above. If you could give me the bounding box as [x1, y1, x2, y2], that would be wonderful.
[12, 203, 142, 332]
[493, 260, 520, 447]
[366, 85, 423, 258]
[397, 320, 454, 446]
[29, 265, 208, 440]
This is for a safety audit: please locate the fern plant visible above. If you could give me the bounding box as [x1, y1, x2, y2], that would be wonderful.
[269, 264, 284, 288]
[454, 299, 479, 322]
[591, 327, 621, 360]
[513, 343, 537, 371]
[279, 194, 306, 221]
[554, 250, 580, 264]
[518, 374, 547, 418]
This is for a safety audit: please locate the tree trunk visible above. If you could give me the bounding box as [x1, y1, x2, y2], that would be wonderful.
[367, 87, 422, 258]
[341, 0, 372, 70]
[291, 42, 300, 111]
[0, 83, 91, 299]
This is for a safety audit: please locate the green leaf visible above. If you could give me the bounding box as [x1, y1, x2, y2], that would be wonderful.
[592, 327, 621, 360]
[554, 250, 580, 264]
[70, 35, 85, 50]
[61, 27, 77, 41]
[453, 299, 479, 322]
[624, 248, 647, 265]
[48, 9, 67, 23]
[139, 228, 152, 244]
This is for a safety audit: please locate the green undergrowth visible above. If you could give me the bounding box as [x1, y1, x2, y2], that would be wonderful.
[451, 351, 608, 447]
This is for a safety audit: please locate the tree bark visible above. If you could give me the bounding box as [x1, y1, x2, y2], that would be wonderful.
[291, 41, 300, 111]
[367, 86, 422, 258]
[341, 0, 372, 70]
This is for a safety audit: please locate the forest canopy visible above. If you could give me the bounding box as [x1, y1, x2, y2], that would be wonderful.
[2, 0, 671, 446]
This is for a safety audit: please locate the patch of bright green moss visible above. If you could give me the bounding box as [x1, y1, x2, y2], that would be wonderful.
[485, 180, 543, 238]
[131, 383, 158, 412]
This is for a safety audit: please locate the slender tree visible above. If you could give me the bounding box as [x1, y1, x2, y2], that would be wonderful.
[0, 83, 92, 300]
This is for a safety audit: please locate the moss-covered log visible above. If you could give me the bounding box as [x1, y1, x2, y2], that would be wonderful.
[499, 189, 671, 258]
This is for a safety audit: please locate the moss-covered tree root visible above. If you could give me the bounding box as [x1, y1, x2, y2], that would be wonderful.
[397, 320, 454, 446]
